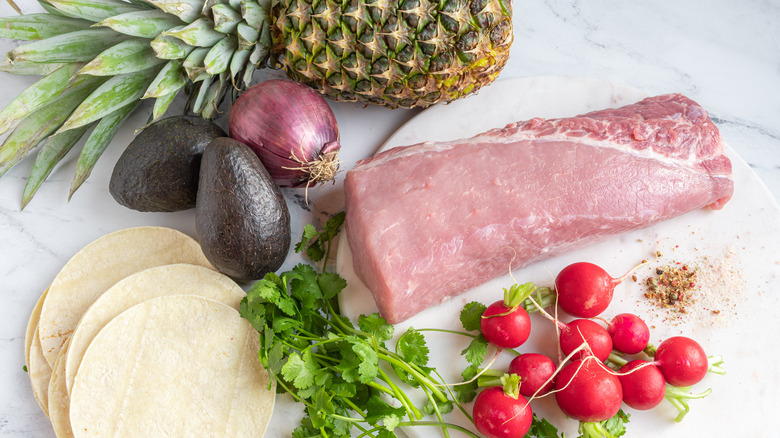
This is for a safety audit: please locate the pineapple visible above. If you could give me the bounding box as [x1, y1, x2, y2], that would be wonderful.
[0, 0, 512, 206]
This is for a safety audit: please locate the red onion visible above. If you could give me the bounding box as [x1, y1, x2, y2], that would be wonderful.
[229, 79, 341, 188]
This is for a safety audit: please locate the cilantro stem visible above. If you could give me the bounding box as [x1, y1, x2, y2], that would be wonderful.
[272, 375, 312, 408]
[376, 367, 424, 420]
[322, 232, 334, 273]
[366, 380, 399, 398]
[433, 369, 475, 424]
[415, 328, 478, 338]
[378, 351, 448, 403]
[330, 414, 364, 423]
[354, 421, 481, 438]
[340, 397, 368, 419]
[419, 383, 452, 438]
[325, 300, 372, 338]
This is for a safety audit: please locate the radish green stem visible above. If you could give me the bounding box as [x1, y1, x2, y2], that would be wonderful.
[708, 355, 726, 375]
[607, 351, 628, 367]
[665, 385, 713, 422]
[579, 421, 617, 438]
[522, 286, 556, 314]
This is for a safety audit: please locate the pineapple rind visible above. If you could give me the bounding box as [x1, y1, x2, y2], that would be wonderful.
[272, 0, 512, 108]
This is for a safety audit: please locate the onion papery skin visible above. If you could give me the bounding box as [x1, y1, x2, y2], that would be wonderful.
[229, 79, 341, 188]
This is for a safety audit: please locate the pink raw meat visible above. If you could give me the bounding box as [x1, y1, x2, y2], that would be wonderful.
[344, 94, 734, 323]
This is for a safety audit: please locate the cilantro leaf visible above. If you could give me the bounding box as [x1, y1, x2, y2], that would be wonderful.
[322, 211, 345, 239]
[461, 335, 488, 367]
[396, 328, 429, 368]
[527, 414, 563, 438]
[331, 416, 352, 437]
[238, 298, 266, 333]
[350, 340, 379, 383]
[381, 415, 401, 432]
[308, 387, 336, 429]
[365, 394, 406, 426]
[329, 380, 357, 398]
[294, 212, 345, 262]
[455, 364, 480, 403]
[460, 301, 487, 331]
[246, 275, 297, 317]
[291, 418, 318, 438]
[318, 271, 347, 300]
[281, 350, 320, 389]
[358, 313, 394, 343]
[295, 224, 320, 254]
[335, 337, 379, 384]
[288, 263, 322, 310]
[423, 398, 454, 416]
[602, 409, 630, 437]
[265, 339, 286, 375]
[272, 316, 303, 334]
[295, 223, 326, 262]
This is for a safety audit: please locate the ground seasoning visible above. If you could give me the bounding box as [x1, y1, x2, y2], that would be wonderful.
[644, 263, 698, 313]
[640, 245, 745, 327]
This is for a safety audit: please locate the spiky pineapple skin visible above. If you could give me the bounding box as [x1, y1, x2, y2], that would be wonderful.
[271, 0, 513, 108]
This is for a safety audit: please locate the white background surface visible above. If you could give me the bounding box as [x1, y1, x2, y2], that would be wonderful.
[1, 0, 779, 437]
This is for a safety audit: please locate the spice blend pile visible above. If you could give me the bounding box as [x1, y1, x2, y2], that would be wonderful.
[640, 246, 745, 327]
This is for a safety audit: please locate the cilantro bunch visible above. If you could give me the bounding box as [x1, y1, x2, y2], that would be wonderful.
[239, 213, 478, 437]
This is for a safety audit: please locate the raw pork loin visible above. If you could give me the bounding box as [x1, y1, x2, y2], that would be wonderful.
[344, 94, 734, 323]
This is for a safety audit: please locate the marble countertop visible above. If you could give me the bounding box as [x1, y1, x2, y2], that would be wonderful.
[1, 0, 778, 437]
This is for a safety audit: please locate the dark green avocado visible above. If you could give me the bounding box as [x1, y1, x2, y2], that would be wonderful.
[109, 115, 225, 212]
[195, 137, 291, 282]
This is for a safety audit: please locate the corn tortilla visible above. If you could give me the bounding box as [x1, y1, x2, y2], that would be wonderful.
[25, 288, 47, 371]
[69, 295, 274, 438]
[48, 339, 74, 438]
[25, 288, 50, 416]
[28, 326, 52, 418]
[38, 226, 212, 367]
[64, 263, 245, 395]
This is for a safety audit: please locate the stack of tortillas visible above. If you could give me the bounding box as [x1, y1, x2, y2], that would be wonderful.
[24, 226, 275, 437]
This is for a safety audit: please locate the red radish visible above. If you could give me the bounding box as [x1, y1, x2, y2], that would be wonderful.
[554, 358, 623, 422]
[652, 336, 708, 387]
[480, 283, 534, 349]
[618, 360, 666, 410]
[608, 313, 650, 354]
[558, 319, 613, 362]
[473, 386, 533, 438]
[555, 261, 643, 317]
[508, 353, 556, 397]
